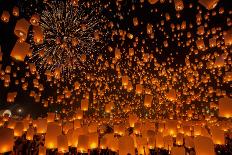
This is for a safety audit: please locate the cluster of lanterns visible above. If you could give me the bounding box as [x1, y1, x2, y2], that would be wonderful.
[0, 112, 231, 154]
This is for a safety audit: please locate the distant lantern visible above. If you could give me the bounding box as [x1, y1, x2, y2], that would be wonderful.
[129, 114, 138, 127]
[47, 113, 55, 122]
[219, 97, 232, 118]
[77, 135, 89, 153]
[166, 89, 177, 101]
[196, 39, 205, 50]
[115, 48, 121, 59]
[1, 11, 10, 23]
[136, 84, 143, 94]
[194, 136, 214, 155]
[11, 40, 30, 61]
[76, 109, 83, 120]
[198, 0, 219, 10]
[71, 0, 79, 6]
[12, 6, 19, 16]
[144, 94, 153, 107]
[224, 30, 232, 46]
[122, 76, 129, 86]
[30, 14, 40, 26]
[57, 134, 69, 153]
[133, 17, 139, 26]
[119, 136, 135, 155]
[174, 0, 184, 11]
[0, 128, 14, 153]
[14, 18, 30, 41]
[33, 26, 44, 44]
[81, 99, 89, 111]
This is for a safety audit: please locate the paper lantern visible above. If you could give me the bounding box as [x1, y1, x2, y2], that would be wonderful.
[26, 127, 34, 140]
[164, 135, 173, 150]
[38, 145, 46, 155]
[63, 122, 73, 134]
[194, 136, 214, 155]
[33, 26, 44, 44]
[1, 11, 10, 23]
[166, 89, 177, 101]
[105, 102, 114, 113]
[156, 132, 164, 148]
[30, 14, 40, 26]
[171, 147, 185, 155]
[115, 48, 121, 59]
[47, 113, 55, 122]
[196, 39, 205, 50]
[81, 99, 89, 111]
[165, 120, 177, 136]
[134, 122, 141, 134]
[219, 97, 232, 118]
[66, 129, 74, 146]
[198, 0, 219, 10]
[77, 135, 89, 153]
[57, 134, 69, 153]
[119, 136, 135, 155]
[14, 121, 24, 137]
[224, 30, 232, 46]
[174, 0, 184, 11]
[71, 0, 79, 6]
[14, 18, 30, 41]
[211, 127, 225, 145]
[144, 94, 153, 107]
[11, 40, 30, 61]
[88, 123, 98, 133]
[45, 123, 62, 149]
[0, 128, 14, 153]
[88, 132, 99, 149]
[74, 119, 81, 129]
[128, 114, 138, 127]
[176, 133, 184, 145]
[148, 0, 158, 5]
[136, 137, 149, 155]
[106, 134, 118, 152]
[12, 6, 19, 17]
[214, 55, 224, 68]
[122, 76, 129, 86]
[184, 136, 194, 148]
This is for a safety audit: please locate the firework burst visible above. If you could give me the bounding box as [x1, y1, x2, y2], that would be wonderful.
[29, 0, 106, 79]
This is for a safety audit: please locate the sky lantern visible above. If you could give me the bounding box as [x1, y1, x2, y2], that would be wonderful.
[71, 0, 79, 6]
[224, 30, 232, 46]
[176, 133, 184, 145]
[129, 113, 138, 127]
[219, 97, 232, 118]
[198, 0, 219, 10]
[119, 136, 135, 155]
[14, 121, 24, 137]
[47, 113, 55, 122]
[164, 135, 173, 150]
[211, 127, 225, 145]
[144, 94, 153, 107]
[33, 26, 44, 44]
[136, 84, 143, 94]
[77, 135, 89, 153]
[194, 136, 215, 155]
[166, 89, 177, 101]
[45, 122, 62, 149]
[1, 11, 10, 23]
[81, 99, 89, 111]
[57, 134, 69, 153]
[14, 18, 30, 41]
[26, 127, 34, 141]
[0, 128, 14, 153]
[174, 0, 184, 11]
[196, 39, 205, 50]
[148, 0, 158, 5]
[12, 6, 19, 17]
[88, 132, 98, 149]
[156, 132, 164, 148]
[115, 48, 121, 59]
[75, 109, 83, 120]
[30, 14, 40, 26]
[11, 40, 30, 61]
[122, 75, 129, 86]
[184, 136, 194, 148]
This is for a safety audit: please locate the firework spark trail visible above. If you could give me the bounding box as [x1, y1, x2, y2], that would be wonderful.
[29, 0, 107, 80]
